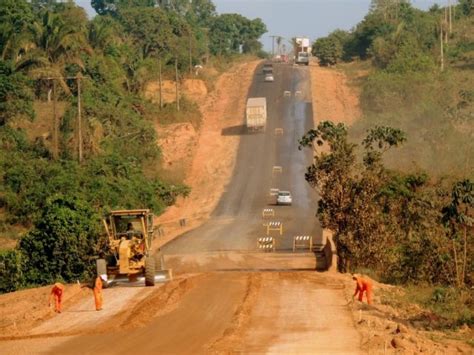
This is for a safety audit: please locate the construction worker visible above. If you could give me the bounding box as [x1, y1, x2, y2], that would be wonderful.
[49, 282, 65, 313]
[93, 276, 104, 311]
[352, 274, 373, 305]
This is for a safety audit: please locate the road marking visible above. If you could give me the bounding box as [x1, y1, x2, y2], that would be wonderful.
[283, 91, 291, 97]
[295, 90, 302, 97]
[274, 128, 284, 136]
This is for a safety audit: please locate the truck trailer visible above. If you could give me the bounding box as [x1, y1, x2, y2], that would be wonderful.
[294, 37, 311, 66]
[246, 97, 267, 132]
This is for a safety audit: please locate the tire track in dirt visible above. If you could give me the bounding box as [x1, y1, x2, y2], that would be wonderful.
[206, 273, 262, 352]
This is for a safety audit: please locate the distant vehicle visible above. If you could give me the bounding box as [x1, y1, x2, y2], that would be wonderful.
[294, 37, 311, 66]
[263, 62, 273, 74]
[264, 73, 274, 82]
[276, 191, 292, 205]
[296, 52, 310, 66]
[246, 97, 267, 132]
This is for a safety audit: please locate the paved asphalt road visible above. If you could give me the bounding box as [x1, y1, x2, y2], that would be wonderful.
[162, 63, 322, 256]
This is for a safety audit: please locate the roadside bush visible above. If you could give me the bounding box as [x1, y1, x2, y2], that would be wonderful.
[313, 30, 351, 66]
[0, 249, 23, 292]
[18, 195, 100, 286]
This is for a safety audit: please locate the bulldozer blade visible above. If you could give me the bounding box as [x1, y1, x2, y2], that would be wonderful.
[104, 269, 173, 287]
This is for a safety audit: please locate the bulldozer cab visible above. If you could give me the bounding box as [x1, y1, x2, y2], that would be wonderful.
[104, 209, 154, 253]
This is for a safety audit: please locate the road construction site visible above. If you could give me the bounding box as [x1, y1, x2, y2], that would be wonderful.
[2, 61, 364, 354]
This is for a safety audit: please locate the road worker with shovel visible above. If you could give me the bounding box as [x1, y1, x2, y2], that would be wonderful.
[352, 274, 373, 305]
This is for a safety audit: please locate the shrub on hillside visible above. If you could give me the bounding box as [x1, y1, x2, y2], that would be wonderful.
[0, 249, 23, 293]
[18, 195, 100, 286]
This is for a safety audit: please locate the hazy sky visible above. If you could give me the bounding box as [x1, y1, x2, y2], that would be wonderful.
[75, 0, 443, 51]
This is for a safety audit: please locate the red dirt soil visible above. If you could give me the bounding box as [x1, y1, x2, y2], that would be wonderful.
[310, 63, 361, 126]
[153, 60, 261, 247]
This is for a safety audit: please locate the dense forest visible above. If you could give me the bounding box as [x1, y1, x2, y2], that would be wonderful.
[0, 0, 267, 291]
[305, 0, 473, 327]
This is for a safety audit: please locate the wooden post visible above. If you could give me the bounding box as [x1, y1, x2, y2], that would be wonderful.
[444, 7, 448, 43]
[175, 58, 180, 111]
[448, 0, 452, 34]
[440, 21, 444, 71]
[77, 76, 83, 163]
[189, 33, 193, 76]
[159, 58, 163, 109]
[52, 80, 59, 160]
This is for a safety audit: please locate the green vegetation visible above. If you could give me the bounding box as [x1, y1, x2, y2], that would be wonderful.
[299, 121, 473, 314]
[305, 0, 473, 332]
[0, 0, 267, 292]
[380, 285, 472, 331]
[313, 0, 474, 176]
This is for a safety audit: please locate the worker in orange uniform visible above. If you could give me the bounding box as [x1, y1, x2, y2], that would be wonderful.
[49, 282, 65, 313]
[93, 276, 104, 311]
[352, 275, 373, 305]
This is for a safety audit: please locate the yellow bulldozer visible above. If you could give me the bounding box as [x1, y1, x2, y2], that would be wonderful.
[97, 209, 169, 287]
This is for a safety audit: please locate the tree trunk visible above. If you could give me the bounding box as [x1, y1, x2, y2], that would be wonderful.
[77, 76, 83, 163]
[159, 59, 163, 109]
[461, 225, 467, 286]
[175, 58, 180, 111]
[440, 23, 444, 71]
[52, 80, 58, 160]
[452, 237, 460, 287]
[189, 34, 193, 76]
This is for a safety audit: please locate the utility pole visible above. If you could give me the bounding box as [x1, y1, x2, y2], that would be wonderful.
[444, 6, 449, 43]
[52, 80, 59, 160]
[270, 35, 278, 57]
[77, 75, 83, 163]
[175, 57, 180, 111]
[448, 0, 453, 34]
[440, 20, 445, 71]
[189, 32, 193, 76]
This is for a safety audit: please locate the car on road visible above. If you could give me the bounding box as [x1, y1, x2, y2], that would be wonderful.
[276, 191, 292, 205]
[264, 73, 274, 82]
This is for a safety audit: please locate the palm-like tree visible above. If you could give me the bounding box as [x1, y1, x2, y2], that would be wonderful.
[15, 9, 91, 97]
[276, 36, 283, 55]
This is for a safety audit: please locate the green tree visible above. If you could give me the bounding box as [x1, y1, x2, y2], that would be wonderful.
[0, 0, 35, 62]
[16, 5, 90, 96]
[442, 180, 474, 287]
[0, 60, 34, 125]
[19, 195, 100, 285]
[0, 250, 23, 292]
[313, 31, 348, 66]
[299, 123, 406, 272]
[209, 14, 266, 55]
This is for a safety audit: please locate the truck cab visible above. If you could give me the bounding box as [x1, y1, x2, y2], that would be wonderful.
[296, 52, 309, 66]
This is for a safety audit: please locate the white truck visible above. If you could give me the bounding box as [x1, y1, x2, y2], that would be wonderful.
[246, 97, 267, 132]
[294, 37, 311, 66]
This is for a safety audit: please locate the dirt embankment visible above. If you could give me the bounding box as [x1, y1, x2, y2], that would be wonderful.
[309, 63, 361, 127]
[338, 274, 472, 354]
[144, 78, 208, 104]
[154, 60, 261, 247]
